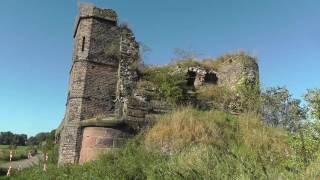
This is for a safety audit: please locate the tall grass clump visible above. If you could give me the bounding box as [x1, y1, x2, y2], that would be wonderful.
[196, 85, 234, 111]
[144, 108, 298, 179]
[144, 108, 236, 153]
[142, 66, 187, 104]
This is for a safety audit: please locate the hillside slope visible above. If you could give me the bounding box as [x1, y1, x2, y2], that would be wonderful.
[5, 108, 320, 179]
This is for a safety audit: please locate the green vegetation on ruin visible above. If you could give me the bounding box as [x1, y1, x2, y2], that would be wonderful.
[138, 52, 259, 110]
[3, 52, 320, 179]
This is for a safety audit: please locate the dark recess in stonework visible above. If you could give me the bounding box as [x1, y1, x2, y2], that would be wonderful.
[204, 72, 218, 85]
[187, 71, 197, 86]
[81, 37, 85, 52]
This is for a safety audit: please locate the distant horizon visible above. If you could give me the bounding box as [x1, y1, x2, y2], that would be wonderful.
[0, 0, 319, 136]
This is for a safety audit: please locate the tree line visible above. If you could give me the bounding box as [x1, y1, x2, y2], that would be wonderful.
[261, 87, 320, 167]
[0, 130, 55, 146]
[0, 132, 27, 146]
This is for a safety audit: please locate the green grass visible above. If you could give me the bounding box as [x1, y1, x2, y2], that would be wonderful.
[0, 145, 37, 162]
[0, 145, 29, 150]
[4, 108, 320, 179]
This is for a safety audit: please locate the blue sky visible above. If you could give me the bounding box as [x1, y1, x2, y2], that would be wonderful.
[0, 0, 319, 136]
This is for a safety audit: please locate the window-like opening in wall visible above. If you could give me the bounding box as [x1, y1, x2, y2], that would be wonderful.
[187, 71, 197, 86]
[81, 37, 85, 52]
[204, 72, 218, 85]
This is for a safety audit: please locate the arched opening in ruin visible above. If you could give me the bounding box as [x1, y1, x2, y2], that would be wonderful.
[187, 71, 197, 86]
[204, 72, 218, 85]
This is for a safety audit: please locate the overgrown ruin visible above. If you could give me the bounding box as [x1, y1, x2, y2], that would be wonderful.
[56, 4, 260, 165]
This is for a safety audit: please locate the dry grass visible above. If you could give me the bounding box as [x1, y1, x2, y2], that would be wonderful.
[197, 85, 233, 101]
[201, 58, 224, 70]
[238, 113, 289, 153]
[144, 108, 235, 153]
[144, 107, 292, 160]
[142, 108, 299, 178]
[215, 51, 257, 67]
[303, 161, 320, 178]
[237, 112, 293, 169]
[196, 85, 237, 112]
[168, 50, 257, 72]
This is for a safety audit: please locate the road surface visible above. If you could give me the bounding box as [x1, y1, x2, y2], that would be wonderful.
[0, 153, 43, 170]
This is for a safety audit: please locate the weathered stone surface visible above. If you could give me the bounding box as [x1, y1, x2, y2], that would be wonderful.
[57, 4, 260, 165]
[216, 56, 259, 90]
[58, 3, 125, 165]
[57, 3, 143, 165]
[78, 127, 130, 164]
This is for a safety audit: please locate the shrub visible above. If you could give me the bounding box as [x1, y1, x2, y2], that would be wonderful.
[143, 66, 187, 104]
[236, 76, 261, 113]
[196, 85, 234, 111]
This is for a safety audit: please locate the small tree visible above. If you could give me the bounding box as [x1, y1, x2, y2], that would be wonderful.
[261, 86, 305, 131]
[304, 88, 320, 120]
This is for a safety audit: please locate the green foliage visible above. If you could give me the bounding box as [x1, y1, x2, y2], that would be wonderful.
[0, 132, 27, 146]
[261, 87, 306, 131]
[140, 51, 260, 112]
[196, 85, 234, 111]
[41, 142, 59, 165]
[196, 82, 260, 114]
[236, 76, 261, 113]
[143, 66, 187, 104]
[304, 88, 320, 120]
[0, 145, 36, 162]
[27, 130, 55, 146]
[289, 122, 320, 166]
[261, 87, 290, 126]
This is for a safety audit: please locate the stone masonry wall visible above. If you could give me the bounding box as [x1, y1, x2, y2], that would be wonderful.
[79, 127, 129, 164]
[58, 4, 145, 165]
[80, 18, 120, 120]
[58, 14, 93, 164]
[116, 27, 141, 122]
[58, 4, 121, 165]
[217, 56, 259, 91]
[57, 4, 260, 165]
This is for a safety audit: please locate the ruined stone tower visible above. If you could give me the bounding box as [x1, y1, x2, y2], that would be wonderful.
[57, 4, 139, 165]
[56, 4, 260, 165]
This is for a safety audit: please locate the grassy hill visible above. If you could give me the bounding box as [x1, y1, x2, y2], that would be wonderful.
[4, 108, 320, 179]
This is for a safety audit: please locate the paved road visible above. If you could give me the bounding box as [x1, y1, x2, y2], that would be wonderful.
[0, 153, 43, 170]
